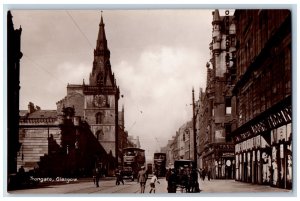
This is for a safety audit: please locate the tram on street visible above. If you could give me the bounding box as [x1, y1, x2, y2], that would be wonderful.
[153, 152, 167, 177]
[122, 147, 145, 180]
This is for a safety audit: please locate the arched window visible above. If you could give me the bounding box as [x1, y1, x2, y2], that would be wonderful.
[96, 112, 104, 124]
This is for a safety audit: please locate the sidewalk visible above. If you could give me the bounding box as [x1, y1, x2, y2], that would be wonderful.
[198, 179, 292, 195]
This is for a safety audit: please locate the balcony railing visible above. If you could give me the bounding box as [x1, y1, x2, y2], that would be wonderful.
[19, 117, 57, 125]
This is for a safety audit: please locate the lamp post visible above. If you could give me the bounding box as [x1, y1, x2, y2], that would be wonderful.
[192, 88, 197, 167]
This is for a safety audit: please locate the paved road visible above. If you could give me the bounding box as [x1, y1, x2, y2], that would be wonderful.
[7, 177, 293, 195]
[8, 177, 167, 194]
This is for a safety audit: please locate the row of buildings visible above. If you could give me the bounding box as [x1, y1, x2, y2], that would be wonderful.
[7, 11, 141, 181]
[163, 9, 292, 190]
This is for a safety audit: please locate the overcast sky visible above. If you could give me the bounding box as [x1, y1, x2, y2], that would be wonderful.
[11, 9, 233, 160]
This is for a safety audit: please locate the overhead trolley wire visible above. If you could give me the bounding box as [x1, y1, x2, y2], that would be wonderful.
[65, 10, 94, 49]
[22, 54, 66, 85]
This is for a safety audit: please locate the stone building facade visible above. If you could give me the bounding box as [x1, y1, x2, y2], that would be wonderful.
[18, 103, 60, 172]
[231, 9, 292, 189]
[56, 14, 120, 163]
[197, 9, 236, 179]
[17, 14, 131, 176]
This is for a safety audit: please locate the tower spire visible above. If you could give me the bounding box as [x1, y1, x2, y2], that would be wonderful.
[100, 10, 104, 25]
[90, 11, 114, 86]
[95, 11, 109, 56]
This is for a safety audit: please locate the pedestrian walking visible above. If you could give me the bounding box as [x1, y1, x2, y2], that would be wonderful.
[165, 168, 171, 181]
[93, 167, 100, 187]
[167, 169, 177, 193]
[115, 169, 124, 185]
[137, 166, 147, 193]
[149, 173, 160, 193]
[207, 169, 211, 181]
[17, 166, 26, 185]
[201, 169, 206, 181]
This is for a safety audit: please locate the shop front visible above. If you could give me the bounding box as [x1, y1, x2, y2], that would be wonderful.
[203, 143, 235, 179]
[233, 100, 292, 189]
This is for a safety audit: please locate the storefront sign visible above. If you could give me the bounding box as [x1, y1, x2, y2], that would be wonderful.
[233, 104, 291, 143]
[222, 152, 234, 157]
[251, 121, 268, 135]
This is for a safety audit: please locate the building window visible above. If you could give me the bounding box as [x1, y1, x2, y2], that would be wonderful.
[225, 97, 232, 114]
[225, 124, 232, 142]
[96, 112, 104, 124]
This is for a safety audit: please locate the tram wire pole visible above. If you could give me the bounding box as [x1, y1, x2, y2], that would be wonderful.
[192, 87, 197, 167]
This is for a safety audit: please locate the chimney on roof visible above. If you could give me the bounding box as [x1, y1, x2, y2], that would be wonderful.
[28, 102, 35, 114]
[36, 106, 41, 111]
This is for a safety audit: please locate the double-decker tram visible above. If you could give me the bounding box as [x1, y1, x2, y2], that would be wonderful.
[122, 147, 145, 180]
[153, 152, 167, 177]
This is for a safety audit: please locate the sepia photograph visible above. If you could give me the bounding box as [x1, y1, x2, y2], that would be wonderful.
[5, 4, 294, 197]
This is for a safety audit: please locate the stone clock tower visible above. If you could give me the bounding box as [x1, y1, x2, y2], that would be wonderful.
[83, 14, 120, 162]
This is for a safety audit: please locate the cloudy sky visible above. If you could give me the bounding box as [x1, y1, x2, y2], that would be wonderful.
[11, 9, 232, 160]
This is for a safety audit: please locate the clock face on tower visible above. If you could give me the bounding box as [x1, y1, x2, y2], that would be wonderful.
[94, 95, 106, 107]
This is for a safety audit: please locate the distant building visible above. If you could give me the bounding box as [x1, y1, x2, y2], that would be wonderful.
[127, 136, 141, 148]
[165, 138, 175, 167]
[165, 121, 193, 162]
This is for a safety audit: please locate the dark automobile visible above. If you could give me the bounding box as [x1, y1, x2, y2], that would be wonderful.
[122, 166, 134, 181]
[174, 159, 195, 171]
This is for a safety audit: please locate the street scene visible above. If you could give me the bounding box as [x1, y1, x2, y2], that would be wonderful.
[6, 7, 293, 196]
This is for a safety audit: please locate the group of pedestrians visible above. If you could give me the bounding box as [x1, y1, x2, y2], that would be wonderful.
[137, 166, 161, 193]
[92, 165, 205, 193]
[165, 167, 200, 193]
[200, 168, 212, 181]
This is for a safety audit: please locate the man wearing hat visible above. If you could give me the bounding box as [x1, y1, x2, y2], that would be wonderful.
[137, 166, 147, 193]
